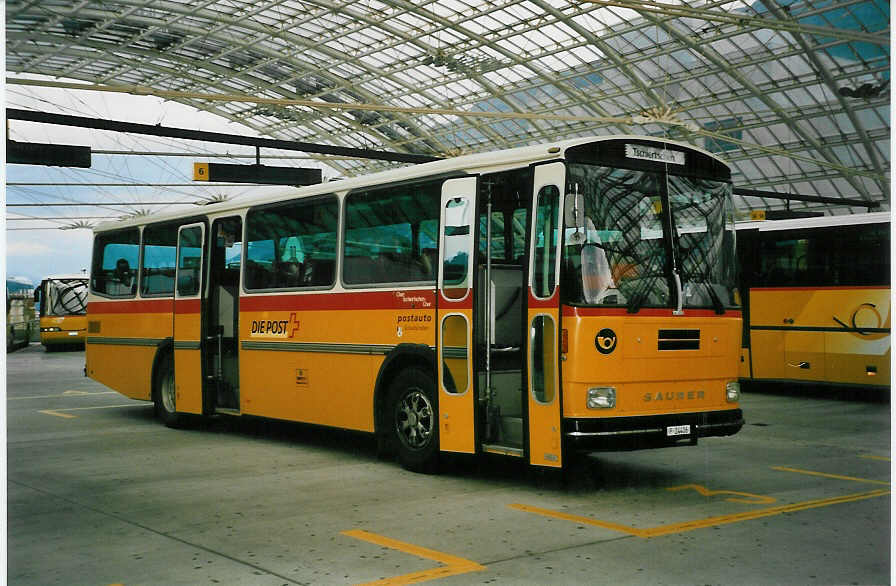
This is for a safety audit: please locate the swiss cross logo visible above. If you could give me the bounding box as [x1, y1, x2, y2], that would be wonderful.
[288, 312, 300, 338]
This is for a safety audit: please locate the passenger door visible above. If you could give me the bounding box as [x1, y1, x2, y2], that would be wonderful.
[173, 223, 206, 415]
[437, 177, 477, 454]
[526, 162, 564, 468]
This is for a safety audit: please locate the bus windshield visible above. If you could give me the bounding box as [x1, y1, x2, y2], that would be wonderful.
[563, 163, 738, 312]
[43, 278, 88, 316]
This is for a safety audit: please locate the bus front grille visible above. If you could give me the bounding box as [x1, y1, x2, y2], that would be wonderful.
[658, 329, 700, 351]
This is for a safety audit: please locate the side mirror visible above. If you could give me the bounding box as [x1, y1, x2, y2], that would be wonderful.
[33, 288, 40, 303]
[564, 191, 585, 230]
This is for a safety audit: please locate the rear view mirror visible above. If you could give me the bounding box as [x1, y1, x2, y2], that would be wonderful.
[565, 187, 585, 252]
[564, 189, 585, 230]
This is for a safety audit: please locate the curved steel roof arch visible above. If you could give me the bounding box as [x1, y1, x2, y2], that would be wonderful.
[6, 0, 890, 221]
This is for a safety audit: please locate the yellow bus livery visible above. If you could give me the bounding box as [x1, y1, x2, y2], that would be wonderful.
[737, 212, 890, 389]
[36, 274, 88, 350]
[87, 136, 744, 473]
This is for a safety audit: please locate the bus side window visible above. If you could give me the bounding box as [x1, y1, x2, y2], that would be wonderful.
[141, 223, 179, 296]
[91, 228, 140, 297]
[245, 196, 338, 291]
[344, 181, 440, 286]
[533, 185, 560, 299]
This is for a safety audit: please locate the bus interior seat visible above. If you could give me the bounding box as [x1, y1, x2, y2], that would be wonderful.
[343, 256, 379, 284]
[177, 273, 197, 295]
[310, 258, 334, 286]
[144, 273, 175, 294]
[245, 261, 272, 289]
[278, 261, 303, 287]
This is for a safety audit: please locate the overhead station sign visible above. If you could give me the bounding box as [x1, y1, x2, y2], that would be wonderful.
[193, 162, 322, 186]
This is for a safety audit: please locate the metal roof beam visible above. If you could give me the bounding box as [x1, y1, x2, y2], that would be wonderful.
[6, 108, 441, 164]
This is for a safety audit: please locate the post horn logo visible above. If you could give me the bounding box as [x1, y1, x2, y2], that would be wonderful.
[595, 328, 618, 354]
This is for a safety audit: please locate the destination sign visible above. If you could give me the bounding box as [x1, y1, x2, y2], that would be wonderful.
[625, 144, 685, 165]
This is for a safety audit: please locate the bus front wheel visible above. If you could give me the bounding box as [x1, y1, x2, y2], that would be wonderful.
[154, 354, 184, 428]
[388, 368, 439, 474]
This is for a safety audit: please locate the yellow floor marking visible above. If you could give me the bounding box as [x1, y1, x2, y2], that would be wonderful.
[666, 484, 776, 504]
[510, 488, 889, 539]
[772, 466, 890, 486]
[860, 455, 891, 462]
[342, 529, 485, 585]
[9, 391, 118, 401]
[38, 410, 77, 419]
[38, 404, 147, 419]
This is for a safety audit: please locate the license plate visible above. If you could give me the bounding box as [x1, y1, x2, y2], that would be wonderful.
[666, 424, 691, 437]
[68, 331, 78, 336]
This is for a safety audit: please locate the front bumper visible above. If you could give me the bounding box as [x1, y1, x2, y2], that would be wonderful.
[42, 330, 86, 345]
[564, 409, 744, 452]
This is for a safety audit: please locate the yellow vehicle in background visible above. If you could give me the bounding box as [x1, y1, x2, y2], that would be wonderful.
[737, 212, 890, 391]
[36, 275, 89, 350]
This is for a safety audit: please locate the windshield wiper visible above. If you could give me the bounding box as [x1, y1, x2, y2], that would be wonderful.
[626, 274, 659, 314]
[626, 289, 646, 314]
[701, 278, 725, 314]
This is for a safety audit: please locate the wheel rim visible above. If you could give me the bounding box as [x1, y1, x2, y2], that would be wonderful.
[161, 366, 176, 413]
[395, 388, 434, 450]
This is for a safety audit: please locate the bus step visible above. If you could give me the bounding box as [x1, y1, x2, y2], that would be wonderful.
[482, 444, 524, 458]
[214, 407, 241, 416]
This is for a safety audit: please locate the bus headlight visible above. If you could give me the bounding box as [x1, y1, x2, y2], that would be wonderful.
[587, 387, 616, 409]
[41, 327, 61, 332]
[726, 381, 740, 403]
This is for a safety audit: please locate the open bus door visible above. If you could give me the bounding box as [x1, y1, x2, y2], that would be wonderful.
[172, 223, 206, 415]
[437, 177, 477, 455]
[526, 162, 565, 468]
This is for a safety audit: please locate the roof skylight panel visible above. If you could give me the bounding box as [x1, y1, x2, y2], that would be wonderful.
[488, 7, 528, 30]
[469, 12, 505, 36]
[518, 27, 560, 52]
[287, 18, 328, 37]
[491, 65, 533, 85]
[566, 44, 604, 63]
[530, 52, 571, 73]
[851, 105, 889, 135]
[443, 79, 483, 102]
[573, 9, 612, 36]
[392, 10, 436, 35]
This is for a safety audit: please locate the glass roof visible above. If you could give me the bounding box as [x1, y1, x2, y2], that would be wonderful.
[5, 0, 891, 221]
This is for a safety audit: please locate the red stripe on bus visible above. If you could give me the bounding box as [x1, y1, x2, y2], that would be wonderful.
[174, 299, 201, 314]
[561, 306, 742, 318]
[439, 289, 473, 308]
[239, 289, 438, 312]
[528, 289, 558, 308]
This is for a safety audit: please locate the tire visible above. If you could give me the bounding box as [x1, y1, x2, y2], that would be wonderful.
[388, 368, 439, 473]
[153, 354, 184, 428]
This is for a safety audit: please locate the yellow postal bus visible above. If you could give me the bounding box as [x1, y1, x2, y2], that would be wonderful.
[737, 212, 890, 390]
[36, 274, 89, 350]
[86, 136, 744, 472]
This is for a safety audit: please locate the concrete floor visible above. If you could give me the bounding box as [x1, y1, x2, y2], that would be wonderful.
[6, 343, 891, 585]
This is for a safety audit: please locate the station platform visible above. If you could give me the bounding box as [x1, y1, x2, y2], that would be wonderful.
[6, 344, 891, 585]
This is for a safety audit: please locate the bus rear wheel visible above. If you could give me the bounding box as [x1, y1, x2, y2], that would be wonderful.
[388, 368, 439, 474]
[154, 354, 183, 428]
